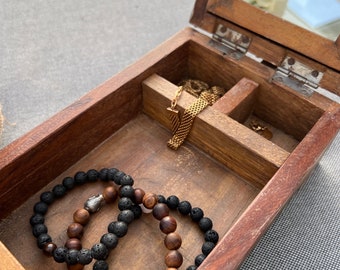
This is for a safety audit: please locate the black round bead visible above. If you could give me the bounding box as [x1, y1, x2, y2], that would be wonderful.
[37, 233, 52, 249]
[100, 233, 118, 250]
[166, 195, 180, 209]
[111, 169, 125, 185]
[93, 260, 109, 270]
[40, 191, 55, 205]
[120, 174, 134, 186]
[186, 265, 198, 270]
[118, 197, 134, 211]
[52, 184, 66, 198]
[91, 243, 108, 260]
[62, 177, 75, 190]
[74, 171, 87, 185]
[202, 241, 216, 255]
[107, 221, 128, 238]
[107, 168, 119, 181]
[195, 253, 206, 266]
[53, 246, 68, 263]
[178, 200, 192, 215]
[65, 249, 79, 265]
[190, 207, 204, 222]
[204, 230, 219, 244]
[130, 204, 142, 219]
[199, 217, 213, 232]
[157, 195, 166, 204]
[34, 201, 48, 215]
[78, 248, 93, 265]
[32, 223, 48, 237]
[98, 168, 109, 181]
[87, 169, 98, 182]
[119, 185, 135, 198]
[30, 214, 45, 226]
[118, 209, 135, 224]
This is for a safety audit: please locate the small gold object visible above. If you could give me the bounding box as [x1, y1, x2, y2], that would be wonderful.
[167, 79, 226, 150]
[167, 86, 184, 134]
[250, 121, 273, 140]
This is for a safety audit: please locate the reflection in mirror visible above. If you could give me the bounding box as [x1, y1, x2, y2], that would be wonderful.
[243, 0, 340, 41]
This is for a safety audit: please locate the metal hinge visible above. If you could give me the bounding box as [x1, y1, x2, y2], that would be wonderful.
[210, 24, 251, 60]
[272, 56, 323, 97]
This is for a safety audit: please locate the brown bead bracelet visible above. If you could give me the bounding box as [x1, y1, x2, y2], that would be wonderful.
[30, 168, 219, 270]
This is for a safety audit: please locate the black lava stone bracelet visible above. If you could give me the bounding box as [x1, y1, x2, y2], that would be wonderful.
[30, 168, 219, 269]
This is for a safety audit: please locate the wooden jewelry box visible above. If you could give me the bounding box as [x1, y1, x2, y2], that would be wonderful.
[0, 0, 339, 269]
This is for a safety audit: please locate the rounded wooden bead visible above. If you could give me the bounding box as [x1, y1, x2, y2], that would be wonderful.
[134, 188, 145, 204]
[153, 203, 170, 220]
[165, 250, 183, 268]
[43, 242, 57, 256]
[142, 193, 158, 209]
[73, 209, 90, 225]
[164, 232, 182, 250]
[65, 238, 82, 250]
[67, 263, 84, 270]
[67, 223, 84, 239]
[160, 216, 177, 234]
[102, 186, 118, 203]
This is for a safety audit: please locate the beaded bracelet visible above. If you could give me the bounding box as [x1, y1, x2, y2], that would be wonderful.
[30, 168, 138, 270]
[30, 168, 219, 270]
[158, 194, 219, 269]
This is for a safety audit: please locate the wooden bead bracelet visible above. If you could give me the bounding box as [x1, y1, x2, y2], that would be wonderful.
[30, 168, 219, 269]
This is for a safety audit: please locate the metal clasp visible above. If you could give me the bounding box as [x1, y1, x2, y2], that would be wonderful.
[84, 194, 105, 213]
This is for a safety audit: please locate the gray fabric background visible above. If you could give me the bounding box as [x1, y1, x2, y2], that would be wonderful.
[1, 1, 339, 269]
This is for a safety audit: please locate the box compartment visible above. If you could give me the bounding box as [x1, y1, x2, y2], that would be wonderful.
[0, 26, 338, 270]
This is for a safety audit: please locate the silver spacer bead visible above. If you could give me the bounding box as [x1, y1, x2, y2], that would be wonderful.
[84, 194, 105, 213]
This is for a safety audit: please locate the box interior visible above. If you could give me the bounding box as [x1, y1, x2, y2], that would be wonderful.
[0, 35, 332, 269]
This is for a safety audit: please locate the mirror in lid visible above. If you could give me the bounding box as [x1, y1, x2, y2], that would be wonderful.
[243, 0, 340, 41]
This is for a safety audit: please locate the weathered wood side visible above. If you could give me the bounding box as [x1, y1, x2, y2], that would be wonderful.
[142, 74, 290, 187]
[199, 104, 340, 270]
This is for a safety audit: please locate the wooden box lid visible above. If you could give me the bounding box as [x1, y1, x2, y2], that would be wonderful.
[190, 0, 340, 96]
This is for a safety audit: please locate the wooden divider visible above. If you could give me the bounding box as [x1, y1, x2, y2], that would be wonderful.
[142, 74, 290, 188]
[212, 77, 258, 122]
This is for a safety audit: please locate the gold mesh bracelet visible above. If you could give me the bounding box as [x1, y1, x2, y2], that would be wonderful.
[167, 92, 213, 150]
